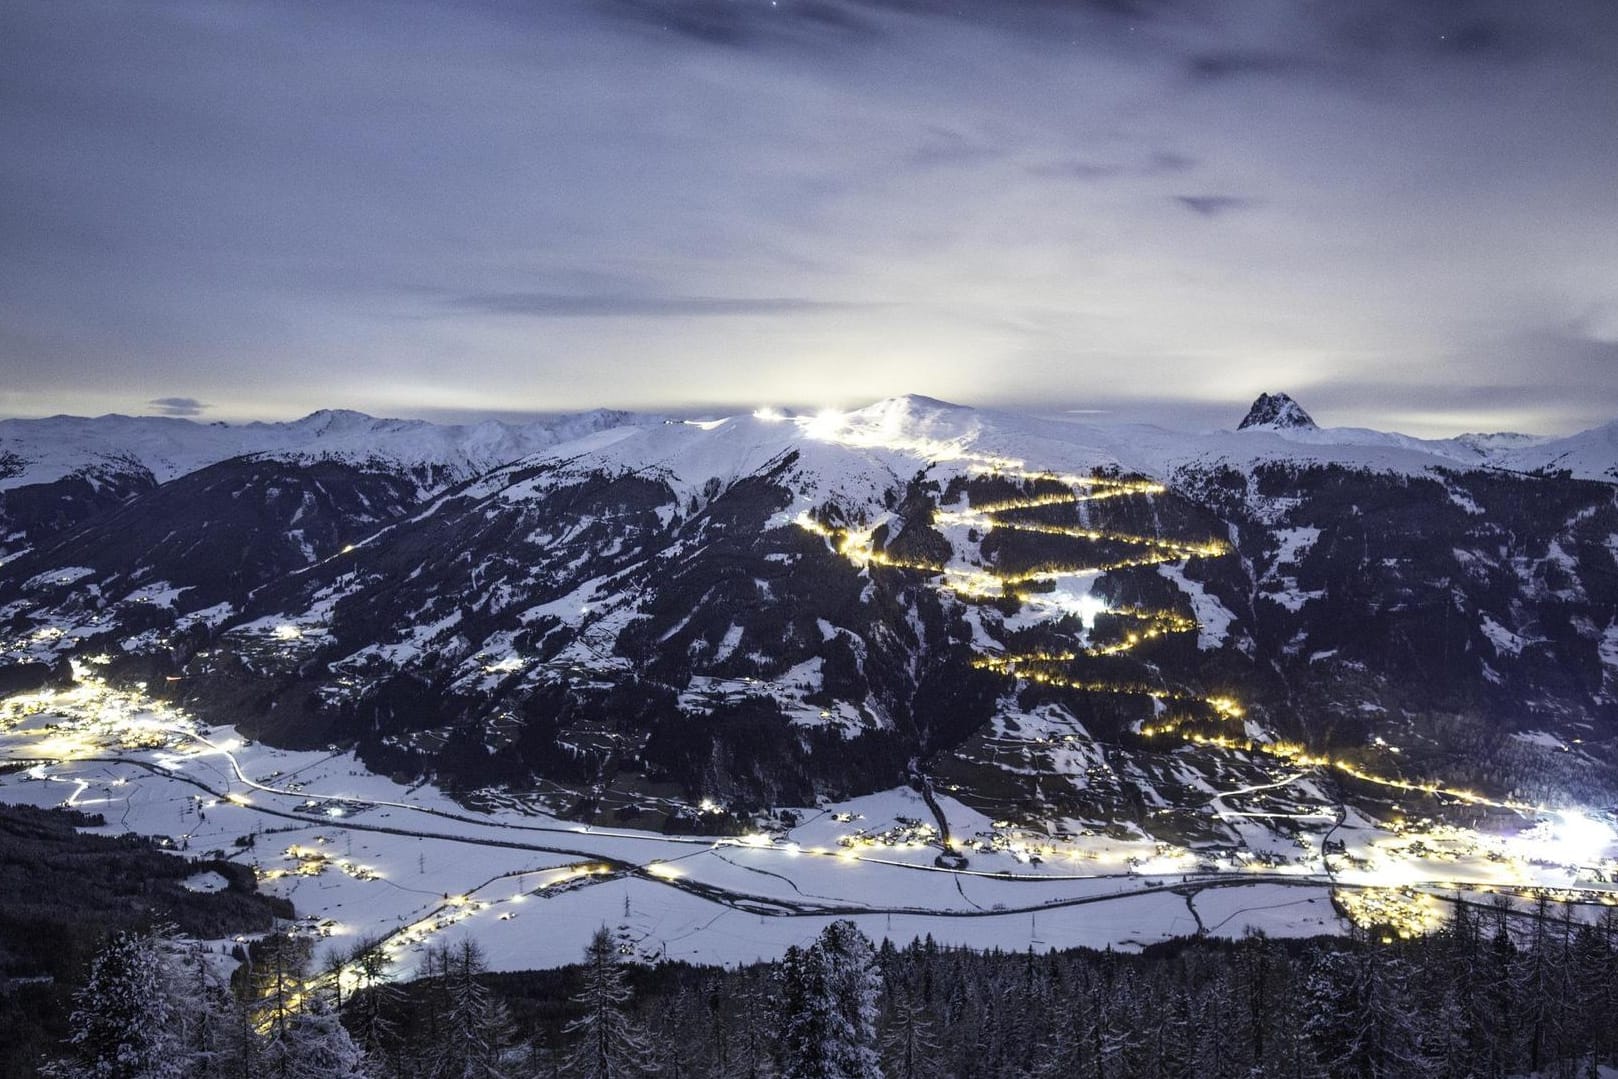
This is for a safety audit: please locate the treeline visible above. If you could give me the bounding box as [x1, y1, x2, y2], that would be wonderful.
[0, 803, 288, 1078]
[493, 899, 1618, 1079]
[26, 896, 1618, 1078]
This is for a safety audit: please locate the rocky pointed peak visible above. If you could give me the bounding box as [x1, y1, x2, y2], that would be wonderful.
[1238, 392, 1316, 431]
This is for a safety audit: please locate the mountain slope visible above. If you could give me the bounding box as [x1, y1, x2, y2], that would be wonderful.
[0, 409, 646, 554]
[2, 395, 1616, 841]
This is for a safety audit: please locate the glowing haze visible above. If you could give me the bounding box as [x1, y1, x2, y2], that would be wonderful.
[1, 1, 1615, 436]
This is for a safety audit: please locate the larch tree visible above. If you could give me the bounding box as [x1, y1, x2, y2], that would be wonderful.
[564, 926, 658, 1079]
[346, 936, 404, 1069]
[432, 939, 514, 1079]
[880, 986, 938, 1079]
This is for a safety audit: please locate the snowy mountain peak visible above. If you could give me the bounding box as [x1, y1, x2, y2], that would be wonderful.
[1237, 392, 1316, 431]
[882, 393, 970, 412]
[0, 408, 651, 495]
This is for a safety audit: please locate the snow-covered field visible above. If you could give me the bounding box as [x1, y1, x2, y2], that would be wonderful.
[7, 672, 1618, 982]
[0, 675, 1345, 974]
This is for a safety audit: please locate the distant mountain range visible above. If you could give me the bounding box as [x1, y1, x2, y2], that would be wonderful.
[3, 394, 1615, 839]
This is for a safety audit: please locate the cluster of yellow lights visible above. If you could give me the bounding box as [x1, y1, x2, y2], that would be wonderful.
[1336, 887, 1447, 939]
[936, 485, 1227, 561]
[264, 844, 382, 883]
[0, 674, 195, 762]
[7, 442, 1606, 961]
[794, 463, 1254, 742]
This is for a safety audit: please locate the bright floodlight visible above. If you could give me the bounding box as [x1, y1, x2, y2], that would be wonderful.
[800, 408, 847, 442]
[1069, 591, 1110, 630]
[1549, 811, 1614, 866]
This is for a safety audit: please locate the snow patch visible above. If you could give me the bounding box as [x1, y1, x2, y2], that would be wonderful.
[1481, 615, 1526, 656]
[181, 870, 230, 893]
[1157, 564, 1233, 650]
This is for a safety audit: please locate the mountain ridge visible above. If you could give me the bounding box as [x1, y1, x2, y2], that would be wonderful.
[6, 394, 1618, 498]
[1238, 391, 1316, 431]
[2, 391, 1615, 845]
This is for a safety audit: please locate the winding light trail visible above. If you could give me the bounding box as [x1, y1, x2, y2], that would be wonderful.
[795, 457, 1551, 820]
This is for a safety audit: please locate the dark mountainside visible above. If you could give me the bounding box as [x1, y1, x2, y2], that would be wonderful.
[1237, 391, 1317, 431]
[1, 397, 1615, 838]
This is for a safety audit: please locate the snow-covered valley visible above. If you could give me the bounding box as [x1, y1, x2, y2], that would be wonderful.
[4, 393, 1618, 975]
[5, 669, 1618, 983]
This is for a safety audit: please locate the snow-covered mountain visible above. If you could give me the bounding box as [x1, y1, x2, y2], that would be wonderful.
[1492, 419, 1618, 483]
[2, 395, 1616, 839]
[0, 407, 646, 492]
[2, 394, 1608, 507]
[1237, 391, 1317, 431]
[0, 408, 650, 560]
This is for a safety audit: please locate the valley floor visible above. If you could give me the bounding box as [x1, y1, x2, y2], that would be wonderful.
[6, 671, 1618, 986]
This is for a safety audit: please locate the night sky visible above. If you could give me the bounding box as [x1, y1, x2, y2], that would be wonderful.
[3, 1, 1615, 434]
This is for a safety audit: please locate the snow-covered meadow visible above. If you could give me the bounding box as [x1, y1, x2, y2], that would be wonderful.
[0, 675, 1354, 976]
[7, 670, 1617, 981]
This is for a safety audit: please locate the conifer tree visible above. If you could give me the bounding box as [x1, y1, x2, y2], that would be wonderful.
[347, 937, 405, 1071]
[564, 926, 658, 1079]
[250, 933, 311, 1054]
[779, 921, 882, 1079]
[880, 987, 938, 1079]
[724, 976, 777, 1079]
[168, 939, 243, 1079]
[431, 939, 514, 1079]
[267, 995, 371, 1079]
[49, 929, 183, 1079]
[1303, 946, 1432, 1079]
[1513, 896, 1563, 1075]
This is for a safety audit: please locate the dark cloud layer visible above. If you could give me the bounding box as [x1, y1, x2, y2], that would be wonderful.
[148, 397, 208, 417]
[1174, 195, 1253, 218]
[1, 0, 1615, 434]
[454, 293, 879, 319]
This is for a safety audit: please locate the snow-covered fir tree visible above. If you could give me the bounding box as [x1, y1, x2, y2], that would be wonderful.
[264, 995, 371, 1079]
[165, 938, 247, 1079]
[879, 988, 937, 1079]
[726, 979, 778, 1079]
[779, 921, 883, 1079]
[1303, 944, 1431, 1079]
[49, 924, 393, 1079]
[425, 939, 514, 1079]
[48, 929, 183, 1079]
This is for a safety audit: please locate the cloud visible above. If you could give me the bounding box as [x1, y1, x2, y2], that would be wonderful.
[1187, 51, 1298, 81]
[148, 396, 209, 416]
[451, 293, 882, 319]
[1029, 150, 1197, 182]
[594, 0, 1179, 48]
[3, 0, 1616, 433]
[1174, 195, 1254, 217]
[1279, 331, 1618, 434]
[594, 0, 876, 48]
[907, 127, 1003, 169]
[1147, 151, 1198, 174]
[1027, 160, 1125, 182]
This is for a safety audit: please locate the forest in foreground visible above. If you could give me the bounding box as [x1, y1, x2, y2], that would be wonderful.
[19, 892, 1618, 1079]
